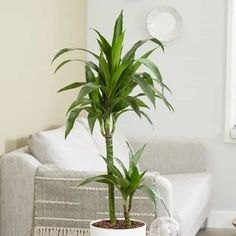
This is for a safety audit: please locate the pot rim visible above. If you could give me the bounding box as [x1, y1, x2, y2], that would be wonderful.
[90, 218, 146, 230]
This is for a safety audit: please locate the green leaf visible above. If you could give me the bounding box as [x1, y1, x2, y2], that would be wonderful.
[133, 144, 146, 166]
[132, 75, 156, 107]
[150, 38, 165, 52]
[114, 157, 129, 178]
[54, 59, 78, 74]
[100, 156, 123, 179]
[79, 175, 118, 187]
[159, 198, 171, 218]
[99, 52, 111, 86]
[142, 72, 154, 86]
[111, 60, 130, 89]
[137, 58, 163, 84]
[126, 142, 134, 170]
[85, 67, 101, 111]
[162, 83, 172, 94]
[128, 167, 142, 193]
[85, 66, 96, 83]
[54, 59, 99, 74]
[83, 107, 93, 114]
[135, 93, 145, 98]
[140, 184, 170, 217]
[131, 47, 158, 74]
[65, 108, 83, 138]
[122, 40, 147, 63]
[66, 100, 79, 115]
[86, 61, 100, 73]
[114, 109, 132, 121]
[122, 38, 164, 64]
[139, 170, 148, 182]
[113, 99, 130, 112]
[57, 82, 85, 93]
[51, 47, 99, 65]
[125, 96, 142, 118]
[117, 178, 130, 188]
[135, 98, 150, 109]
[140, 111, 153, 126]
[154, 90, 174, 112]
[92, 29, 111, 49]
[139, 184, 159, 209]
[112, 31, 125, 72]
[77, 83, 100, 101]
[130, 166, 141, 184]
[87, 113, 97, 134]
[114, 82, 135, 102]
[92, 29, 112, 61]
[112, 10, 123, 46]
[66, 98, 91, 115]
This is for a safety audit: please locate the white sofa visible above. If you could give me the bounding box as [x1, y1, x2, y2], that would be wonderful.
[0, 121, 212, 236]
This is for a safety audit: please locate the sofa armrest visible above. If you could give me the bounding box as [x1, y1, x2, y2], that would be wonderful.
[131, 140, 207, 175]
[0, 152, 41, 236]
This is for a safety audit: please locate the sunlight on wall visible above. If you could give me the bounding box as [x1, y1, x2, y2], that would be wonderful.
[0, 0, 87, 155]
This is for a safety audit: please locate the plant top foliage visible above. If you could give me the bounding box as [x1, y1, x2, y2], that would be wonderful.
[52, 10, 173, 138]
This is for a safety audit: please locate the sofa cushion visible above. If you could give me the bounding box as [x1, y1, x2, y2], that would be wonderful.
[28, 122, 107, 172]
[164, 173, 212, 236]
[78, 117, 130, 168]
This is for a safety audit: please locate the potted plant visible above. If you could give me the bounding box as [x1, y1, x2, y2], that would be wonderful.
[83, 143, 171, 236]
[52, 10, 173, 236]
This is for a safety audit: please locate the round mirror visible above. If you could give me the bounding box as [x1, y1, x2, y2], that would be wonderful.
[146, 6, 182, 42]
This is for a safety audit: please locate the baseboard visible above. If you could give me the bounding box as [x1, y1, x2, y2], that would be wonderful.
[208, 210, 236, 229]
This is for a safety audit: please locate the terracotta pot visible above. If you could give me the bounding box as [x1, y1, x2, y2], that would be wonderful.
[90, 219, 146, 236]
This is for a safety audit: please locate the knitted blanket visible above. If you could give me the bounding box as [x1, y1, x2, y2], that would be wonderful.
[32, 166, 157, 236]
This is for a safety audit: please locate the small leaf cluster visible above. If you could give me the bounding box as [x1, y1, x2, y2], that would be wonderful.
[79, 143, 163, 227]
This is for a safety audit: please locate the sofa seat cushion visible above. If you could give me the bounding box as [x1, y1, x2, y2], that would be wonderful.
[164, 173, 212, 236]
[28, 122, 106, 172]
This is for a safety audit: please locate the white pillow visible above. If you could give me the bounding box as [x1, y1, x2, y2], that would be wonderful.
[78, 117, 130, 168]
[28, 122, 107, 172]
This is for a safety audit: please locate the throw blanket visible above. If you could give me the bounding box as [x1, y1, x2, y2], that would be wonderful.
[32, 166, 157, 236]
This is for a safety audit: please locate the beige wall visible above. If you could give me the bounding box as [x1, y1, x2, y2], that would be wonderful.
[0, 0, 87, 155]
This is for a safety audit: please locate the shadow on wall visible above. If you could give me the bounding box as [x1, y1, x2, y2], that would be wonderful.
[5, 137, 28, 154]
[4, 124, 61, 154]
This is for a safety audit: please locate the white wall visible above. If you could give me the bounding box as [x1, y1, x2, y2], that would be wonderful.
[87, 0, 236, 227]
[0, 0, 87, 155]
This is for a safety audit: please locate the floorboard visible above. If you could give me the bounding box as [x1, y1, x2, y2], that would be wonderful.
[197, 229, 235, 236]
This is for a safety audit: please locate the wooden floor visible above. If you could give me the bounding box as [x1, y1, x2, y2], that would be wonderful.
[197, 229, 235, 236]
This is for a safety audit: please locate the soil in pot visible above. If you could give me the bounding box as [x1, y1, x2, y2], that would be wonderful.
[92, 220, 145, 229]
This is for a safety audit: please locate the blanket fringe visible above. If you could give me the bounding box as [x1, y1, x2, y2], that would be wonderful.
[33, 227, 90, 236]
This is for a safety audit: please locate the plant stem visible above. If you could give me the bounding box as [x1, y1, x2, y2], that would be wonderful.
[123, 201, 131, 228]
[128, 193, 134, 213]
[104, 117, 116, 225]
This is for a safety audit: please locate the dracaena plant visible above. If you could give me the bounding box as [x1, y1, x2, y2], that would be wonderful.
[52, 11, 173, 225]
[79, 143, 170, 228]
